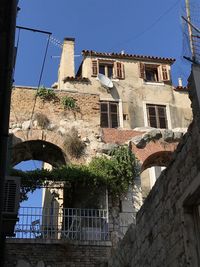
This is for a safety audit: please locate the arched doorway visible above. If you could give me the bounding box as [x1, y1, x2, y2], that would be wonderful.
[11, 140, 67, 168]
[140, 151, 173, 199]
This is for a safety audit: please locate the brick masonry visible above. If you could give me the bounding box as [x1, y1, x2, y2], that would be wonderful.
[5, 240, 111, 267]
[108, 67, 200, 266]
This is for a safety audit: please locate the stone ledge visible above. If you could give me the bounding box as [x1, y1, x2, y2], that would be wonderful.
[6, 238, 112, 247]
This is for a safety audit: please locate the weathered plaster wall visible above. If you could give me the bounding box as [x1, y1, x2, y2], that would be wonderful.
[61, 56, 192, 130]
[108, 67, 200, 267]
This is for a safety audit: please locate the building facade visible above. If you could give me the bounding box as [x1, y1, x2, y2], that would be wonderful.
[6, 37, 193, 266]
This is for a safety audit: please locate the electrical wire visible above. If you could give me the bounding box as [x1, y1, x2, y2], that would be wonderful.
[111, 0, 181, 51]
[11, 32, 52, 170]
[11, 28, 40, 169]
[28, 34, 51, 138]
[13, 28, 21, 76]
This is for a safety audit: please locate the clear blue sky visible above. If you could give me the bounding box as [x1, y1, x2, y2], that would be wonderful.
[15, 0, 191, 88]
[15, 161, 43, 207]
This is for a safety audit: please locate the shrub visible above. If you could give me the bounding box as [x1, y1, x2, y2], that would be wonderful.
[36, 86, 56, 101]
[63, 127, 86, 158]
[34, 113, 50, 129]
[61, 96, 77, 110]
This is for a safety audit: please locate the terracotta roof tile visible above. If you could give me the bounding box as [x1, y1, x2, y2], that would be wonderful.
[82, 50, 176, 64]
[63, 76, 89, 83]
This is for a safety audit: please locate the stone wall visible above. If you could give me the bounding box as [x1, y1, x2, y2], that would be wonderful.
[10, 86, 101, 164]
[108, 67, 200, 266]
[5, 240, 111, 267]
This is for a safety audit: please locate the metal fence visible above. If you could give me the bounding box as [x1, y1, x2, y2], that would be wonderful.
[14, 207, 109, 241]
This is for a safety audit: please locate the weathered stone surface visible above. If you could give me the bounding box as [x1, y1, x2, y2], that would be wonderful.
[131, 136, 146, 148]
[22, 120, 31, 130]
[108, 97, 200, 267]
[162, 129, 174, 142]
[101, 143, 118, 153]
[57, 127, 66, 135]
[148, 129, 162, 140]
[173, 131, 183, 140]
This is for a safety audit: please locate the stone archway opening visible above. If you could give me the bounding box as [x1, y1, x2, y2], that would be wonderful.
[140, 151, 173, 199]
[141, 150, 173, 172]
[12, 141, 67, 239]
[11, 140, 67, 168]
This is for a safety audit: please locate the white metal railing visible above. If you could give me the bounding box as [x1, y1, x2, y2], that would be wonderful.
[14, 207, 109, 241]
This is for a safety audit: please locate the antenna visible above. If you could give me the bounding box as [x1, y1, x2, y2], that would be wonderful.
[97, 73, 113, 89]
[182, 0, 200, 64]
[49, 36, 63, 49]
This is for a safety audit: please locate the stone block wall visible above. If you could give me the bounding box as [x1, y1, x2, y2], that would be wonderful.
[108, 67, 200, 266]
[10, 86, 102, 164]
[5, 240, 111, 267]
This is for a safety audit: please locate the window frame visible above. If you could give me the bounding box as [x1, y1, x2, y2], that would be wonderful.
[99, 62, 114, 78]
[143, 101, 172, 129]
[100, 101, 119, 128]
[146, 104, 168, 129]
[92, 60, 125, 79]
[139, 62, 170, 83]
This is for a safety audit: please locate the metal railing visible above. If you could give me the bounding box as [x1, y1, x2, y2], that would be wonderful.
[14, 207, 109, 241]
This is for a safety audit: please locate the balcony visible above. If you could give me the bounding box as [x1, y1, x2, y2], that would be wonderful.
[14, 207, 109, 241]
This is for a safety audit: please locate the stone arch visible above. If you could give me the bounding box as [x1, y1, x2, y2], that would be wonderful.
[12, 140, 68, 167]
[12, 129, 64, 151]
[131, 140, 177, 171]
[141, 150, 173, 172]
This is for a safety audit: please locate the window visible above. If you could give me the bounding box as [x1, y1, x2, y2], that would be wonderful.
[92, 60, 125, 79]
[145, 66, 159, 82]
[139, 63, 170, 83]
[100, 102, 119, 128]
[146, 104, 168, 128]
[99, 63, 113, 78]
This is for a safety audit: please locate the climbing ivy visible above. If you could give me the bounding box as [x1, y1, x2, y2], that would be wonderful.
[11, 146, 139, 201]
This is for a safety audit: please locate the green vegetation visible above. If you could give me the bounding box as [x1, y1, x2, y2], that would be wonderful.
[12, 146, 139, 201]
[63, 127, 86, 158]
[36, 86, 57, 101]
[61, 96, 77, 110]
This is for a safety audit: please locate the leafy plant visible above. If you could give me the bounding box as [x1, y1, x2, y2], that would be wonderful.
[61, 96, 77, 110]
[63, 127, 86, 158]
[36, 86, 57, 101]
[11, 146, 139, 201]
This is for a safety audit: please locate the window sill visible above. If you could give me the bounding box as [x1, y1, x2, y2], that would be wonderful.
[144, 81, 165, 86]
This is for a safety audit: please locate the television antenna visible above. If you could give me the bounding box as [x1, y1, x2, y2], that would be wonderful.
[182, 0, 200, 64]
[97, 73, 113, 89]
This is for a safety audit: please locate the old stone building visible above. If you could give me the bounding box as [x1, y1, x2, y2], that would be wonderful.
[5, 38, 193, 266]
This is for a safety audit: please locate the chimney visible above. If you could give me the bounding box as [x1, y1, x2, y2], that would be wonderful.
[178, 77, 183, 87]
[58, 37, 75, 88]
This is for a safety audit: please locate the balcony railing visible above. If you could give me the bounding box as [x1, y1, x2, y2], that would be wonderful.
[14, 207, 109, 241]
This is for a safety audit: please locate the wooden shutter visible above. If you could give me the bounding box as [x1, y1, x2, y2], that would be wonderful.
[161, 65, 170, 81]
[139, 62, 145, 79]
[92, 60, 98, 76]
[115, 62, 125, 79]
